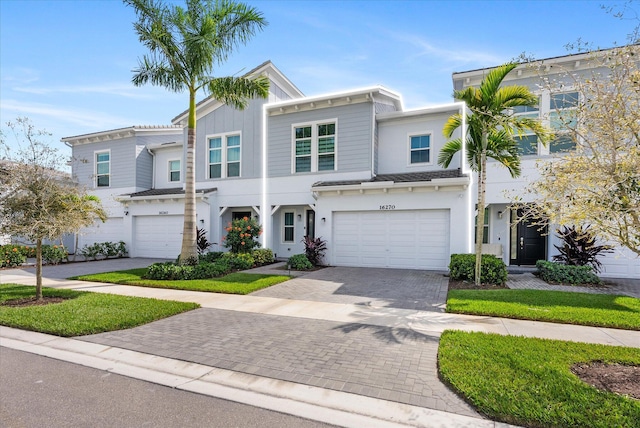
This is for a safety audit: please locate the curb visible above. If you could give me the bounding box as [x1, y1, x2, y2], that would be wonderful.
[0, 326, 516, 428]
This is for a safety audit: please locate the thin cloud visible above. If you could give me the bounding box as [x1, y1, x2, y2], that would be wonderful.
[0, 99, 134, 130]
[389, 31, 504, 66]
[1, 67, 40, 84]
[12, 83, 153, 99]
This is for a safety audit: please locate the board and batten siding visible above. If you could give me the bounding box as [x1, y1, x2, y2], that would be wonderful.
[135, 145, 153, 189]
[72, 137, 137, 189]
[267, 102, 374, 177]
[195, 96, 263, 182]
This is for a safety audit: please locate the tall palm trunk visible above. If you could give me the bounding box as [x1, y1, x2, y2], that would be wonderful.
[180, 89, 198, 264]
[35, 238, 43, 300]
[475, 142, 488, 286]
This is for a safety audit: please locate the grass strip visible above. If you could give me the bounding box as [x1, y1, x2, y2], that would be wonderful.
[447, 289, 640, 330]
[70, 269, 290, 295]
[438, 331, 640, 428]
[0, 284, 199, 337]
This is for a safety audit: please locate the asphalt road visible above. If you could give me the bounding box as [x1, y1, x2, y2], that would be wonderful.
[0, 347, 335, 428]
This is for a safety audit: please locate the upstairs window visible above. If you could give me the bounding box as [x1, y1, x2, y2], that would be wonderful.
[513, 103, 540, 155]
[95, 151, 110, 187]
[293, 121, 337, 173]
[169, 160, 180, 182]
[409, 134, 431, 164]
[208, 133, 241, 179]
[549, 91, 578, 153]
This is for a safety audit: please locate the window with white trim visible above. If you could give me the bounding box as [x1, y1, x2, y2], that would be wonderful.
[169, 160, 180, 182]
[549, 91, 578, 153]
[283, 212, 295, 242]
[208, 133, 241, 179]
[513, 104, 540, 155]
[409, 134, 431, 164]
[95, 151, 110, 187]
[293, 121, 336, 173]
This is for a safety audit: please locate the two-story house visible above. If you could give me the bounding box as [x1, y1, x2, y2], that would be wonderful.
[62, 52, 639, 278]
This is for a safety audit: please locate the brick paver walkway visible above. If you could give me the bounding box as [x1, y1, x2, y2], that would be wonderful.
[507, 273, 640, 298]
[81, 308, 480, 418]
[252, 267, 450, 312]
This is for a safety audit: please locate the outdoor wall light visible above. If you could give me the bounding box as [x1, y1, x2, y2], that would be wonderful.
[498, 211, 503, 219]
[124, 211, 129, 216]
[321, 217, 326, 223]
[297, 214, 302, 220]
[200, 219, 205, 224]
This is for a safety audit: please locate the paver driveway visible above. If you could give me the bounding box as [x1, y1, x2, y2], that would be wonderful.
[252, 266, 450, 311]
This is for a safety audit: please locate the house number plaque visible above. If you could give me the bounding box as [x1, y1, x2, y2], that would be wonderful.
[159, 211, 168, 215]
[379, 205, 396, 210]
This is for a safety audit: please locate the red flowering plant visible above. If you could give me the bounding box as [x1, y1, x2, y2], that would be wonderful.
[222, 217, 262, 253]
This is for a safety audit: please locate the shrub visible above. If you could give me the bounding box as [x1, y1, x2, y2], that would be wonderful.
[449, 254, 508, 285]
[1, 245, 26, 268]
[252, 248, 274, 266]
[197, 227, 214, 255]
[145, 258, 233, 280]
[289, 254, 313, 271]
[552, 225, 612, 273]
[536, 260, 601, 285]
[222, 217, 262, 253]
[303, 236, 327, 266]
[199, 251, 224, 264]
[222, 252, 254, 270]
[79, 241, 127, 261]
[42, 245, 68, 265]
[79, 243, 102, 260]
[17, 246, 36, 258]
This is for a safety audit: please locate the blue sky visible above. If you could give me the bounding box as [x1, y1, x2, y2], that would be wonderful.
[0, 0, 631, 156]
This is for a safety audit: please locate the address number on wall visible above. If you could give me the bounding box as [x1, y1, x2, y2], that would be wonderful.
[379, 205, 396, 210]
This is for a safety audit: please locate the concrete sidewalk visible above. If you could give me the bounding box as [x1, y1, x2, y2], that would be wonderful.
[1, 262, 639, 428]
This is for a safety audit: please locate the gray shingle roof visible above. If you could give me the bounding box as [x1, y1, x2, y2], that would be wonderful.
[123, 187, 217, 198]
[312, 169, 466, 187]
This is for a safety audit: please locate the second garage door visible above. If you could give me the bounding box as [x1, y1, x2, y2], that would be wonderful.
[133, 215, 183, 259]
[333, 210, 450, 270]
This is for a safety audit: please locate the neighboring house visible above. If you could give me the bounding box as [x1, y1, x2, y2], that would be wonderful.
[62, 55, 639, 278]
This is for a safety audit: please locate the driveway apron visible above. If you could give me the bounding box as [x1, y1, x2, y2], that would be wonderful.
[78, 265, 479, 418]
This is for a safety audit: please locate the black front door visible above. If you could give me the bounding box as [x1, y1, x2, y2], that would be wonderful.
[305, 210, 315, 240]
[510, 209, 547, 266]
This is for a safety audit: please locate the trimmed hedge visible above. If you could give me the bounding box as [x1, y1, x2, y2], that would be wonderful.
[536, 260, 602, 285]
[449, 254, 508, 285]
[252, 248, 274, 266]
[289, 254, 313, 270]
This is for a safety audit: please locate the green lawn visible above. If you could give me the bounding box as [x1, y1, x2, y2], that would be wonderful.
[447, 289, 640, 330]
[71, 269, 290, 294]
[0, 284, 199, 337]
[438, 331, 640, 428]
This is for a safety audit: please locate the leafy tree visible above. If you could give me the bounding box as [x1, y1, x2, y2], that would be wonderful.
[125, 0, 270, 264]
[524, 44, 640, 256]
[0, 118, 107, 300]
[438, 63, 550, 285]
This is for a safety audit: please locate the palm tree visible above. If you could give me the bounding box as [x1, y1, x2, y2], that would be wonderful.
[438, 63, 549, 285]
[125, 0, 270, 264]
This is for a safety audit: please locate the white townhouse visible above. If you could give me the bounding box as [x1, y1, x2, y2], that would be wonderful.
[62, 54, 639, 278]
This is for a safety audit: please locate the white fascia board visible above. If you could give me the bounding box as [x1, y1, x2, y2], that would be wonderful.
[146, 141, 184, 151]
[376, 101, 464, 122]
[312, 176, 470, 193]
[61, 126, 182, 145]
[265, 86, 403, 113]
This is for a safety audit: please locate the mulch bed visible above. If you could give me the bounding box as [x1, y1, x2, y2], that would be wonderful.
[447, 279, 508, 290]
[1, 297, 67, 307]
[572, 362, 640, 400]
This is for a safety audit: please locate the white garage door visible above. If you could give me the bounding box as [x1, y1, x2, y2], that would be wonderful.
[333, 210, 450, 270]
[133, 215, 183, 259]
[599, 246, 640, 279]
[79, 217, 124, 247]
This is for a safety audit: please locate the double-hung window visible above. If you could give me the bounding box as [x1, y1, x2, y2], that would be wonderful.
[208, 133, 241, 179]
[293, 121, 336, 173]
[549, 91, 578, 153]
[513, 104, 540, 155]
[95, 151, 110, 187]
[169, 160, 181, 182]
[409, 134, 431, 164]
[283, 212, 295, 242]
